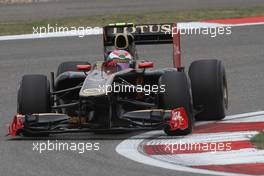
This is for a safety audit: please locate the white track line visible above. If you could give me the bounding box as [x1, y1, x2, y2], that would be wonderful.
[151, 149, 264, 166]
[222, 114, 264, 123]
[224, 111, 264, 120]
[0, 28, 102, 41]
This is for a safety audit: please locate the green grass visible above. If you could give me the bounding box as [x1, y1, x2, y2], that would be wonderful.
[251, 132, 264, 149]
[1, 6, 264, 36]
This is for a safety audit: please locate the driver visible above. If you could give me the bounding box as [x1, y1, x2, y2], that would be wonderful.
[104, 50, 134, 72]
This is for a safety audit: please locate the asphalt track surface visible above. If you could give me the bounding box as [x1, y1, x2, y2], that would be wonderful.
[0, 24, 264, 176]
[0, 0, 264, 21]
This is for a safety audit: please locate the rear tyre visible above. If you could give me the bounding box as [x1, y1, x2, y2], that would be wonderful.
[17, 74, 51, 114]
[159, 71, 194, 136]
[56, 61, 90, 77]
[189, 59, 228, 120]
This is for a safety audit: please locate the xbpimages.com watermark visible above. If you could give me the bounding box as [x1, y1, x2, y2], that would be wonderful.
[163, 140, 232, 153]
[173, 26, 232, 38]
[32, 140, 100, 154]
[96, 83, 166, 95]
[32, 24, 101, 37]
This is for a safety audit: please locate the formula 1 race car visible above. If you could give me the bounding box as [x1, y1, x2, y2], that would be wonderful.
[9, 23, 228, 137]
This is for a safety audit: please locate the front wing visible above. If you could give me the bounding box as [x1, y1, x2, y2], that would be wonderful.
[8, 108, 189, 137]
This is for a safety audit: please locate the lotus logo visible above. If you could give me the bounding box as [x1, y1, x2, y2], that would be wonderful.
[110, 24, 172, 35]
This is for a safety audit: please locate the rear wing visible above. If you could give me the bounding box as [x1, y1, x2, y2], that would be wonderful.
[103, 23, 181, 68]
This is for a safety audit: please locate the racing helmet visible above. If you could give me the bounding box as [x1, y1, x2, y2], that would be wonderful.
[106, 50, 133, 70]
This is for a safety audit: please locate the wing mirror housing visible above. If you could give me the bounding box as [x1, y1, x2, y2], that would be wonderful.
[138, 61, 154, 69]
[77, 64, 92, 72]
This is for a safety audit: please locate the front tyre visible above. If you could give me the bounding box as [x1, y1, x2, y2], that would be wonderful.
[189, 59, 228, 120]
[159, 71, 194, 136]
[17, 74, 51, 114]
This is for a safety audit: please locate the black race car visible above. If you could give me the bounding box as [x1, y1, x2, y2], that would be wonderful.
[9, 23, 228, 137]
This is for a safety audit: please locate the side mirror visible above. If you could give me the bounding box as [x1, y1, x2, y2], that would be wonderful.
[77, 64, 91, 72]
[138, 61, 154, 69]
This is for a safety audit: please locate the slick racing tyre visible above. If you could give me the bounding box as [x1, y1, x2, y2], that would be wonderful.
[159, 71, 194, 136]
[17, 74, 51, 114]
[189, 59, 228, 120]
[56, 61, 90, 77]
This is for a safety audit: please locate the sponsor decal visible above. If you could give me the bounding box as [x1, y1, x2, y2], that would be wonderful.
[108, 24, 172, 34]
